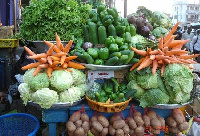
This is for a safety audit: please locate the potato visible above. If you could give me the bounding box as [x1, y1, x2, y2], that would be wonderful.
[69, 111, 81, 122]
[142, 115, 150, 127]
[90, 116, 97, 122]
[66, 121, 76, 133]
[122, 124, 130, 134]
[100, 128, 108, 136]
[133, 111, 142, 117]
[75, 120, 82, 128]
[134, 116, 144, 126]
[151, 127, 161, 135]
[68, 131, 74, 136]
[150, 118, 161, 129]
[109, 125, 116, 136]
[172, 112, 184, 124]
[147, 110, 157, 119]
[82, 121, 89, 133]
[166, 117, 177, 127]
[97, 115, 109, 128]
[125, 117, 132, 124]
[157, 116, 165, 127]
[129, 129, 135, 135]
[113, 119, 126, 129]
[110, 115, 122, 125]
[178, 122, 189, 131]
[134, 126, 144, 136]
[116, 129, 124, 136]
[92, 120, 103, 132]
[74, 127, 85, 136]
[128, 118, 137, 129]
[91, 127, 100, 136]
[81, 113, 89, 122]
[169, 127, 180, 134]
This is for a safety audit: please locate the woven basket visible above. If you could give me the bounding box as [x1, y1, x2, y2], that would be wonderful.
[86, 95, 132, 113]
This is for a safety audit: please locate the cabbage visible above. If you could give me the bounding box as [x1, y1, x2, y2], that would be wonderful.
[76, 84, 88, 97]
[127, 80, 145, 99]
[28, 72, 49, 92]
[68, 68, 86, 85]
[50, 70, 73, 92]
[151, 27, 169, 39]
[126, 69, 137, 82]
[23, 68, 36, 84]
[163, 64, 194, 104]
[59, 87, 82, 104]
[136, 72, 158, 89]
[32, 88, 59, 109]
[18, 83, 31, 105]
[139, 88, 169, 108]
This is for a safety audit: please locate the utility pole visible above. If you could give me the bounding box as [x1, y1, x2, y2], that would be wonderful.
[124, 0, 127, 18]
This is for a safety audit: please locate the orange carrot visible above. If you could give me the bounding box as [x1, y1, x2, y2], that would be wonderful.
[130, 47, 147, 56]
[53, 45, 61, 53]
[164, 22, 180, 43]
[60, 43, 64, 51]
[158, 36, 163, 50]
[39, 64, 49, 68]
[178, 54, 200, 59]
[64, 40, 73, 53]
[55, 32, 61, 49]
[146, 48, 152, 55]
[130, 57, 145, 71]
[33, 66, 42, 76]
[65, 56, 78, 62]
[187, 59, 197, 64]
[66, 69, 72, 72]
[155, 55, 170, 60]
[163, 59, 170, 64]
[137, 57, 152, 71]
[52, 67, 64, 70]
[149, 50, 159, 55]
[49, 61, 60, 67]
[62, 63, 68, 69]
[150, 55, 156, 60]
[29, 53, 47, 59]
[46, 45, 54, 56]
[47, 56, 53, 65]
[163, 36, 173, 47]
[68, 61, 85, 69]
[162, 47, 168, 53]
[50, 56, 60, 61]
[47, 67, 53, 78]
[52, 52, 67, 57]
[60, 55, 66, 65]
[160, 65, 166, 76]
[158, 49, 165, 55]
[152, 59, 158, 75]
[44, 40, 54, 48]
[165, 50, 187, 56]
[24, 46, 35, 56]
[40, 58, 47, 63]
[169, 39, 189, 48]
[158, 60, 164, 65]
[21, 62, 41, 70]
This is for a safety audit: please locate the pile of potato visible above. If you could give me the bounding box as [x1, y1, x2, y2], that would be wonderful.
[109, 114, 130, 136]
[125, 111, 145, 136]
[166, 108, 189, 134]
[66, 111, 90, 136]
[90, 115, 109, 136]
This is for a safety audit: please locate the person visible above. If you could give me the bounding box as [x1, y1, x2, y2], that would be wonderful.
[173, 26, 182, 40]
[182, 25, 187, 33]
[182, 26, 194, 51]
[190, 29, 200, 54]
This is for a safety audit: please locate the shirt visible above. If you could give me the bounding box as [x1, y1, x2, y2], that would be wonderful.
[182, 32, 194, 50]
[190, 35, 200, 52]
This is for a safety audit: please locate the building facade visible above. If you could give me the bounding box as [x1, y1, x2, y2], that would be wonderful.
[172, 0, 200, 25]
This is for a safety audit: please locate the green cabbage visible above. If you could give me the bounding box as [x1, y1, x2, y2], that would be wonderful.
[18, 83, 31, 105]
[139, 88, 169, 108]
[151, 27, 169, 39]
[127, 80, 145, 99]
[126, 69, 137, 82]
[32, 88, 59, 109]
[76, 83, 88, 97]
[163, 64, 194, 104]
[23, 68, 36, 84]
[50, 70, 73, 92]
[59, 87, 82, 104]
[68, 68, 86, 85]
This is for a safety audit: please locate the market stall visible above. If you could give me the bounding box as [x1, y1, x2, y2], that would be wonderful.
[1, 0, 200, 136]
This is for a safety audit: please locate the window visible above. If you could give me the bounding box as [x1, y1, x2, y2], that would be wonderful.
[195, 7, 199, 11]
[190, 6, 194, 10]
[187, 6, 189, 10]
[186, 15, 188, 19]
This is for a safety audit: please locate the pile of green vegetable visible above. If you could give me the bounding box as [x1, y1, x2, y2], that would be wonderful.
[126, 64, 194, 108]
[18, 68, 87, 109]
[20, 0, 91, 42]
[87, 78, 136, 103]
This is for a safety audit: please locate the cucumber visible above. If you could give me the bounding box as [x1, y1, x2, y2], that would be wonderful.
[124, 51, 134, 64]
[129, 58, 140, 64]
[98, 26, 107, 44]
[74, 52, 87, 63]
[105, 56, 119, 66]
[109, 52, 121, 58]
[83, 25, 89, 42]
[108, 24, 117, 38]
[121, 50, 130, 55]
[82, 52, 94, 64]
[88, 22, 98, 45]
[115, 55, 128, 65]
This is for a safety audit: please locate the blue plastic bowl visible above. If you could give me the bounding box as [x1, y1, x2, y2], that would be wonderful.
[0, 113, 40, 136]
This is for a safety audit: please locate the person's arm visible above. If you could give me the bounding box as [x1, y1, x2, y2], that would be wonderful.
[190, 36, 197, 52]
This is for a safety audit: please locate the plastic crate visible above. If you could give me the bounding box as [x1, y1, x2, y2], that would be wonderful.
[0, 39, 19, 48]
[0, 26, 14, 39]
[0, 113, 40, 136]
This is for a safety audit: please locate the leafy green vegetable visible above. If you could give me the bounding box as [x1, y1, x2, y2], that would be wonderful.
[126, 69, 137, 82]
[76, 84, 88, 97]
[151, 27, 169, 39]
[163, 64, 194, 104]
[20, 0, 92, 42]
[127, 80, 145, 99]
[23, 68, 36, 84]
[68, 68, 86, 86]
[139, 88, 169, 108]
[18, 83, 31, 105]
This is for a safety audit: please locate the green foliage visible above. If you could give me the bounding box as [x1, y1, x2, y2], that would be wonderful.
[151, 27, 169, 39]
[127, 80, 145, 99]
[20, 0, 92, 42]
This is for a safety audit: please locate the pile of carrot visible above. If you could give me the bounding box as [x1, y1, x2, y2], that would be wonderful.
[22, 33, 85, 78]
[130, 22, 200, 75]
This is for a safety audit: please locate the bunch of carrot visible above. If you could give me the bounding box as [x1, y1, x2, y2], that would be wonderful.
[21, 33, 85, 78]
[130, 22, 200, 75]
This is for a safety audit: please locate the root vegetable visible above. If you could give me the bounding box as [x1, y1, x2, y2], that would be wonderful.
[147, 110, 157, 119]
[110, 115, 122, 124]
[133, 111, 142, 117]
[135, 126, 144, 136]
[100, 128, 108, 136]
[150, 118, 161, 129]
[129, 129, 135, 135]
[172, 112, 184, 124]
[75, 120, 82, 128]
[74, 127, 85, 136]
[134, 116, 144, 126]
[66, 121, 76, 133]
[178, 122, 189, 131]
[125, 117, 132, 124]
[116, 129, 124, 136]
[91, 127, 100, 136]
[128, 118, 137, 129]
[169, 127, 180, 134]
[81, 113, 89, 122]
[90, 116, 98, 122]
[151, 127, 161, 135]
[69, 112, 81, 122]
[82, 121, 89, 133]
[97, 115, 109, 128]
[142, 115, 150, 126]
[113, 120, 126, 129]
[157, 116, 165, 127]
[109, 125, 116, 136]
[166, 117, 177, 127]
[122, 124, 130, 134]
[92, 121, 103, 132]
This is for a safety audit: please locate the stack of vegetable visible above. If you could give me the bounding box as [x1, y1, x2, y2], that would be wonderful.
[87, 78, 135, 103]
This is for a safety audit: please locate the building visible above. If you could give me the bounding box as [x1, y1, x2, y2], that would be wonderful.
[172, 0, 200, 25]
